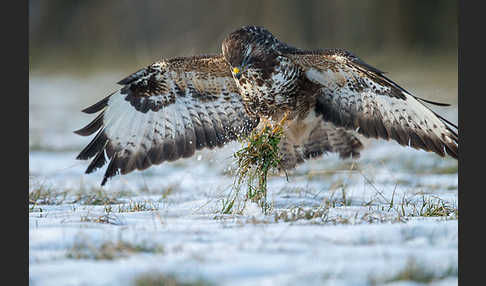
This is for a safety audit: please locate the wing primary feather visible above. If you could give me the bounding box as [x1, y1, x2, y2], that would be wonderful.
[101, 154, 119, 186]
[73, 112, 104, 136]
[445, 141, 458, 159]
[85, 148, 108, 174]
[434, 112, 458, 130]
[81, 92, 114, 114]
[415, 97, 451, 107]
[76, 130, 108, 160]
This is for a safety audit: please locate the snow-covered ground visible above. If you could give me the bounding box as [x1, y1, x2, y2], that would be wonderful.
[29, 74, 458, 286]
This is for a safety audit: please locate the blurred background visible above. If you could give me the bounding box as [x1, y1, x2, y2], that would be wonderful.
[29, 0, 458, 151]
[29, 3, 459, 284]
[29, 0, 457, 73]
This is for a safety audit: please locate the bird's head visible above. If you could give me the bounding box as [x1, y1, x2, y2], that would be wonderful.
[222, 26, 287, 80]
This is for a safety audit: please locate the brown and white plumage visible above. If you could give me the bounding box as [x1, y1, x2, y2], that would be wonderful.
[222, 26, 457, 159]
[291, 51, 458, 158]
[75, 55, 257, 185]
[76, 26, 458, 185]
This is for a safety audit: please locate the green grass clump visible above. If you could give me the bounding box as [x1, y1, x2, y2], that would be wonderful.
[233, 116, 288, 214]
[417, 196, 457, 217]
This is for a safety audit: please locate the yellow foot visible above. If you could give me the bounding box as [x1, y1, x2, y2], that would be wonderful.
[255, 117, 270, 138]
[253, 112, 289, 141]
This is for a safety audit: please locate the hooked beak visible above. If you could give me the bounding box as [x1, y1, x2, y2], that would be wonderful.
[232, 67, 241, 79]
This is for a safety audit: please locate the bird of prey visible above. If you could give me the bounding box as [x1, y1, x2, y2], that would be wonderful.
[75, 25, 458, 186]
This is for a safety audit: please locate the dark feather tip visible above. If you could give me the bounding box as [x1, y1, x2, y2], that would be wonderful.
[81, 93, 113, 114]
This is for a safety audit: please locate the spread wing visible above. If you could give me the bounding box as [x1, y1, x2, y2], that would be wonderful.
[287, 49, 458, 159]
[75, 54, 258, 185]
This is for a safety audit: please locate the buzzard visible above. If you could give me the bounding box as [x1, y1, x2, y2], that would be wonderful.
[75, 26, 458, 186]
